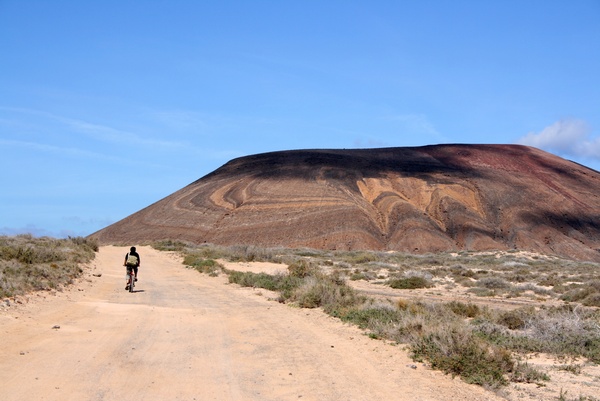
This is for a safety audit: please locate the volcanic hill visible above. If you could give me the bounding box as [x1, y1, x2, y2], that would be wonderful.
[91, 144, 600, 262]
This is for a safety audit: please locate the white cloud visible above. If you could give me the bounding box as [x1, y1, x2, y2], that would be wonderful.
[517, 119, 600, 161]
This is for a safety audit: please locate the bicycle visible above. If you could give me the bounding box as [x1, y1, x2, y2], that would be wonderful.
[126, 267, 135, 292]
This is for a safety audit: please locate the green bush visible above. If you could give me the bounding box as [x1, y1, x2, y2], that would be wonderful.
[226, 270, 303, 300]
[184, 256, 222, 275]
[341, 305, 401, 329]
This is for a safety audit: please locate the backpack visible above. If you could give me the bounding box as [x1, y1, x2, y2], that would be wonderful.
[126, 253, 139, 267]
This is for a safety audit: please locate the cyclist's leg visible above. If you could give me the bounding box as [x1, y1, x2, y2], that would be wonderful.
[134, 266, 138, 281]
[126, 266, 133, 289]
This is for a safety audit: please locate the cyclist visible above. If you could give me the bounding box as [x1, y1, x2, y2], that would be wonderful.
[123, 246, 141, 289]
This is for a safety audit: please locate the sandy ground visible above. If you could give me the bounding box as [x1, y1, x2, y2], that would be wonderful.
[0, 245, 513, 401]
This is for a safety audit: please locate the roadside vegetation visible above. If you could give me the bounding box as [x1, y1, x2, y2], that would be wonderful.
[0, 234, 98, 298]
[153, 240, 600, 392]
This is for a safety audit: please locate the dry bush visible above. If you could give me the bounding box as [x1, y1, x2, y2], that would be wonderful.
[0, 235, 98, 298]
[477, 276, 512, 290]
[411, 321, 513, 388]
[287, 259, 317, 278]
[560, 281, 600, 306]
[447, 301, 481, 318]
[291, 275, 362, 311]
[523, 306, 600, 362]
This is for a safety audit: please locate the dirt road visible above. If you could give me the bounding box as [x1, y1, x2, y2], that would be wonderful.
[1, 246, 503, 401]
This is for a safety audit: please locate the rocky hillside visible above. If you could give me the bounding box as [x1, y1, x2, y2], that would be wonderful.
[90, 144, 600, 262]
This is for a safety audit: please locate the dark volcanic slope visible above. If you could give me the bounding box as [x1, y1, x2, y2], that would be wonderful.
[91, 144, 600, 262]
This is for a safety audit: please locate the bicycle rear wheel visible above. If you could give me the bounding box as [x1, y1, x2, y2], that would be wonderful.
[128, 271, 135, 292]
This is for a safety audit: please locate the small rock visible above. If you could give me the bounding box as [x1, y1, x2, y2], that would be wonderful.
[92, 273, 102, 277]
[406, 364, 417, 369]
[52, 325, 61, 330]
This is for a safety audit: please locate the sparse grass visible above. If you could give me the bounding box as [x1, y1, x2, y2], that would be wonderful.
[0, 235, 98, 298]
[557, 363, 583, 375]
[558, 389, 600, 401]
[510, 361, 550, 384]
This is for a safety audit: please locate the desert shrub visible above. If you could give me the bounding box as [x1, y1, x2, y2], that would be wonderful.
[228, 271, 278, 291]
[523, 306, 600, 362]
[510, 361, 550, 383]
[557, 363, 583, 375]
[450, 264, 478, 278]
[185, 257, 222, 275]
[582, 293, 600, 307]
[181, 244, 227, 260]
[496, 307, 536, 330]
[292, 275, 362, 311]
[537, 273, 565, 288]
[287, 259, 316, 278]
[349, 272, 368, 281]
[513, 283, 553, 296]
[388, 276, 433, 289]
[446, 301, 481, 318]
[411, 325, 513, 388]
[341, 303, 402, 330]
[226, 270, 303, 300]
[70, 236, 99, 252]
[477, 277, 512, 290]
[294, 248, 330, 258]
[152, 239, 190, 252]
[477, 306, 600, 362]
[342, 251, 379, 264]
[0, 235, 97, 298]
[561, 281, 600, 306]
[225, 244, 281, 262]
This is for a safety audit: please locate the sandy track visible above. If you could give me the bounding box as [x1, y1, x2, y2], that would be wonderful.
[0, 246, 503, 401]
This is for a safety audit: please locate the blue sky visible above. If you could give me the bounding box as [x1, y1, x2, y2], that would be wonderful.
[1, 1, 599, 238]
